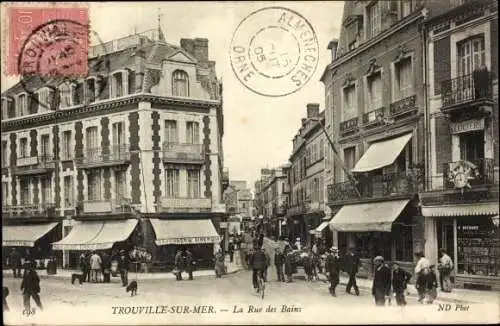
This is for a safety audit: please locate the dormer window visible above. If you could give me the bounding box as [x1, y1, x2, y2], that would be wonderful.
[72, 82, 84, 105]
[59, 82, 73, 109]
[86, 78, 96, 103]
[1, 97, 14, 119]
[401, 0, 414, 18]
[37, 87, 55, 111]
[367, 1, 381, 38]
[345, 15, 363, 51]
[172, 70, 189, 97]
[16, 94, 27, 116]
[111, 70, 128, 98]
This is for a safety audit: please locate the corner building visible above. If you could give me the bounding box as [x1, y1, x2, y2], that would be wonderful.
[1, 29, 226, 270]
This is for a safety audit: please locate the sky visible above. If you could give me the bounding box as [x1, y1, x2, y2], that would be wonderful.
[1, 1, 344, 190]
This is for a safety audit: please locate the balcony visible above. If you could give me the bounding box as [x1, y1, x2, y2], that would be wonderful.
[339, 117, 359, 136]
[362, 107, 386, 130]
[157, 197, 212, 213]
[81, 198, 133, 214]
[389, 95, 417, 119]
[162, 142, 205, 164]
[2, 203, 56, 219]
[442, 158, 496, 190]
[286, 203, 307, 217]
[327, 171, 422, 204]
[13, 155, 56, 176]
[75, 144, 130, 168]
[441, 70, 493, 116]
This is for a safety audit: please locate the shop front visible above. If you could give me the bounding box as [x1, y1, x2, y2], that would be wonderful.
[330, 198, 421, 278]
[422, 203, 500, 291]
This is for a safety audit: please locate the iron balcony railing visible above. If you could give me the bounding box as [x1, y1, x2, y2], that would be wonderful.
[339, 117, 359, 134]
[3, 203, 56, 217]
[362, 107, 385, 128]
[390, 95, 417, 117]
[76, 144, 130, 165]
[13, 155, 56, 175]
[81, 198, 133, 214]
[327, 171, 422, 203]
[442, 158, 495, 190]
[162, 142, 204, 162]
[441, 71, 493, 108]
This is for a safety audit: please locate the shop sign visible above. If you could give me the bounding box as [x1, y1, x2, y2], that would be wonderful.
[3, 240, 34, 247]
[157, 236, 221, 245]
[450, 119, 484, 134]
[219, 222, 228, 228]
[457, 225, 480, 231]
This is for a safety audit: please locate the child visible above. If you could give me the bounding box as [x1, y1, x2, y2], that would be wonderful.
[392, 263, 412, 306]
[424, 265, 438, 304]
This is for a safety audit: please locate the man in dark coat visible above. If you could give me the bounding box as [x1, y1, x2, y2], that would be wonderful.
[284, 246, 294, 283]
[344, 247, 361, 295]
[174, 251, 184, 281]
[392, 262, 412, 306]
[325, 247, 340, 296]
[185, 250, 195, 280]
[274, 249, 285, 282]
[118, 250, 129, 286]
[228, 242, 235, 263]
[21, 266, 43, 312]
[372, 256, 392, 306]
[101, 252, 111, 283]
[10, 249, 22, 278]
[249, 245, 269, 291]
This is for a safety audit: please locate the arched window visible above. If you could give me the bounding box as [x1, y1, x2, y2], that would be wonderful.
[172, 70, 189, 97]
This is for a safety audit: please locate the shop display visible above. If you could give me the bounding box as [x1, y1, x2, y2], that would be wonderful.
[457, 225, 499, 277]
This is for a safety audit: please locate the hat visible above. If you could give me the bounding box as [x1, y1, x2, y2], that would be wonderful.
[373, 255, 384, 262]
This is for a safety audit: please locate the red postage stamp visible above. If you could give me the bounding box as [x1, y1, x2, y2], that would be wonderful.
[6, 5, 89, 77]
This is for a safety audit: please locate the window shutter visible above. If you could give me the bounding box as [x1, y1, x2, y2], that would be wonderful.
[28, 93, 38, 114]
[433, 36, 451, 95]
[128, 70, 136, 94]
[434, 115, 452, 174]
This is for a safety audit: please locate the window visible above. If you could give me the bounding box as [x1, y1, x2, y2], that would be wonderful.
[1, 141, 8, 166]
[38, 88, 53, 111]
[64, 176, 74, 207]
[187, 169, 200, 198]
[395, 57, 413, 100]
[114, 170, 126, 200]
[401, 0, 413, 17]
[460, 131, 484, 164]
[346, 20, 361, 51]
[6, 98, 15, 118]
[113, 72, 124, 97]
[394, 218, 414, 261]
[165, 168, 179, 197]
[62, 131, 72, 160]
[164, 120, 178, 144]
[86, 126, 99, 159]
[112, 122, 125, 158]
[41, 134, 50, 160]
[367, 1, 381, 38]
[86, 78, 96, 103]
[17, 94, 27, 116]
[320, 139, 324, 158]
[20, 178, 30, 205]
[186, 121, 200, 144]
[366, 72, 382, 111]
[59, 83, 72, 108]
[73, 83, 83, 105]
[343, 147, 356, 181]
[19, 138, 28, 158]
[172, 70, 189, 97]
[2, 99, 7, 119]
[457, 36, 485, 76]
[41, 177, 52, 205]
[2, 182, 8, 206]
[342, 85, 357, 121]
[87, 169, 101, 201]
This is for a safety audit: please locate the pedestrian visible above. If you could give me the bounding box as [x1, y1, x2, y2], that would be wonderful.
[325, 247, 340, 296]
[3, 286, 9, 312]
[90, 251, 102, 283]
[372, 256, 391, 306]
[438, 248, 453, 292]
[185, 250, 195, 280]
[174, 251, 184, 281]
[274, 249, 285, 282]
[294, 237, 302, 251]
[118, 250, 129, 286]
[20, 265, 43, 312]
[344, 247, 361, 296]
[228, 241, 235, 263]
[392, 263, 412, 306]
[249, 244, 268, 292]
[9, 249, 22, 278]
[424, 265, 438, 304]
[101, 252, 111, 283]
[79, 252, 88, 283]
[84, 251, 91, 282]
[284, 246, 294, 283]
[414, 252, 431, 303]
[214, 248, 226, 278]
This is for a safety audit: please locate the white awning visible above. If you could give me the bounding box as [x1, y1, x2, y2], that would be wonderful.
[421, 203, 499, 217]
[52, 219, 138, 250]
[315, 221, 330, 236]
[352, 133, 412, 173]
[329, 199, 410, 232]
[150, 219, 221, 246]
[3, 222, 59, 247]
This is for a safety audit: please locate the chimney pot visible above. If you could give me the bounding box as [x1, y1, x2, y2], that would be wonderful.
[306, 103, 320, 119]
[327, 39, 339, 62]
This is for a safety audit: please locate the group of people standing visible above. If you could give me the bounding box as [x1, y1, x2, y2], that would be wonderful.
[174, 250, 195, 280]
[79, 250, 130, 286]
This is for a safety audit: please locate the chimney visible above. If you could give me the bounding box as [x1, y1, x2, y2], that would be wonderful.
[306, 103, 320, 119]
[301, 118, 307, 125]
[134, 48, 146, 93]
[180, 38, 195, 57]
[194, 38, 209, 63]
[327, 39, 339, 62]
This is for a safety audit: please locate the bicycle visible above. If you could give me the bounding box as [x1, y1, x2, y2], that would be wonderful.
[257, 270, 265, 299]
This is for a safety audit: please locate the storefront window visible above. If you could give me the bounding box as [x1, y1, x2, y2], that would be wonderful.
[355, 232, 391, 260]
[394, 223, 413, 261]
[457, 216, 499, 276]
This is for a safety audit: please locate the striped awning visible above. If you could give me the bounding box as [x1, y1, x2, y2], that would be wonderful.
[421, 202, 499, 217]
[3, 222, 59, 247]
[150, 219, 221, 246]
[52, 219, 138, 250]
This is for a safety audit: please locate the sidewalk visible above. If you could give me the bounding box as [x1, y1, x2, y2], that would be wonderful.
[262, 237, 499, 304]
[2, 251, 244, 281]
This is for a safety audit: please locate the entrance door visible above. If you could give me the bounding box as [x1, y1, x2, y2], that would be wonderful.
[438, 220, 455, 282]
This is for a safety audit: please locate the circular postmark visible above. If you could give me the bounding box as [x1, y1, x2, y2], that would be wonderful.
[18, 19, 110, 111]
[230, 7, 319, 97]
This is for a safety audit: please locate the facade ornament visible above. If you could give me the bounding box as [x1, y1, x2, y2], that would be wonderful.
[394, 44, 411, 62]
[448, 160, 480, 193]
[366, 58, 381, 76]
[342, 73, 355, 87]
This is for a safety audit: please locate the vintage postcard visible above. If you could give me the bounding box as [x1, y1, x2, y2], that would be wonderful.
[1, 1, 499, 325]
